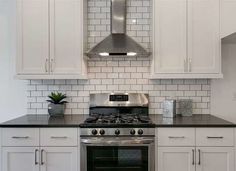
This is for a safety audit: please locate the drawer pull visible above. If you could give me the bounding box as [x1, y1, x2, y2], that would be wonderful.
[35, 149, 39, 165]
[12, 136, 29, 139]
[168, 136, 185, 139]
[207, 136, 224, 139]
[50, 136, 68, 139]
[41, 149, 44, 165]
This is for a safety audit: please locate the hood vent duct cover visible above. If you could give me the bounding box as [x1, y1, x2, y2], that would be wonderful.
[86, 0, 150, 57]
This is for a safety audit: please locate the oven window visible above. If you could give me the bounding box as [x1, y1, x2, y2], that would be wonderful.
[87, 146, 148, 171]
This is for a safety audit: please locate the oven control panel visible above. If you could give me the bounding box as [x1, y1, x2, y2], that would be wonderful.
[80, 128, 155, 136]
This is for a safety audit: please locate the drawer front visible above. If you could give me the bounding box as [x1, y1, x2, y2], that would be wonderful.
[157, 128, 195, 146]
[40, 128, 77, 146]
[2, 128, 39, 146]
[196, 128, 234, 146]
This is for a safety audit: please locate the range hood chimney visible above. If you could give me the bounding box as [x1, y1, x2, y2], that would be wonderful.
[86, 0, 150, 57]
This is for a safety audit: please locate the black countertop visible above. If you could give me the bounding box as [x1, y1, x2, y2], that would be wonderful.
[0, 114, 234, 127]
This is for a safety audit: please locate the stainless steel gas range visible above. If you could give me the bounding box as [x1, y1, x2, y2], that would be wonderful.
[80, 93, 155, 171]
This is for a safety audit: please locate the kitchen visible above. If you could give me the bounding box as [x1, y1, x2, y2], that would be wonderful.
[0, 0, 236, 170]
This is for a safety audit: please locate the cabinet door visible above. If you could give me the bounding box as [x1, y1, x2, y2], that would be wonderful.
[40, 147, 77, 171]
[158, 147, 195, 171]
[196, 147, 234, 171]
[2, 147, 39, 171]
[188, 0, 221, 73]
[153, 0, 187, 73]
[16, 0, 49, 74]
[49, 0, 83, 74]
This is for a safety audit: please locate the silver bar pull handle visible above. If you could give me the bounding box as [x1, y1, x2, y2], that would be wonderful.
[45, 59, 48, 72]
[35, 149, 39, 165]
[184, 59, 187, 72]
[168, 136, 185, 139]
[41, 149, 44, 165]
[198, 149, 201, 165]
[192, 149, 195, 165]
[50, 136, 68, 139]
[50, 59, 54, 72]
[207, 136, 224, 139]
[12, 136, 29, 139]
[189, 58, 192, 72]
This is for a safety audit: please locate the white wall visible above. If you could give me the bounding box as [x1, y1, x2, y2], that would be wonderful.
[0, 0, 27, 122]
[211, 44, 236, 123]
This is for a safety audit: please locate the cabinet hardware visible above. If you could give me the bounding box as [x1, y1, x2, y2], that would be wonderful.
[41, 149, 44, 165]
[192, 149, 195, 165]
[45, 59, 48, 72]
[50, 136, 68, 139]
[207, 136, 223, 139]
[35, 149, 39, 165]
[12, 136, 29, 139]
[189, 58, 192, 72]
[50, 59, 54, 72]
[184, 59, 187, 72]
[198, 149, 201, 165]
[168, 136, 185, 139]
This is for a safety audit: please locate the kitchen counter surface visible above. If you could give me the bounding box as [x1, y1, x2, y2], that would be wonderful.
[150, 114, 235, 127]
[0, 114, 234, 127]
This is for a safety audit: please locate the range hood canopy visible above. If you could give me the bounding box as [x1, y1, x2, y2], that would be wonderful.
[86, 0, 150, 57]
[221, 32, 236, 44]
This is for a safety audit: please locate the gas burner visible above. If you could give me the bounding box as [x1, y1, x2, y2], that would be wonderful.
[84, 113, 152, 125]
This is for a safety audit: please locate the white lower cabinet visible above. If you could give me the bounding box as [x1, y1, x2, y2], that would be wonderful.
[40, 147, 77, 171]
[196, 147, 234, 171]
[158, 147, 195, 171]
[2, 147, 40, 171]
[156, 128, 235, 171]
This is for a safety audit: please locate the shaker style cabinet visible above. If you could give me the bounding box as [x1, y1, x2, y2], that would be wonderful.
[158, 147, 195, 171]
[1, 128, 78, 171]
[16, 0, 87, 79]
[156, 128, 234, 171]
[151, 0, 222, 79]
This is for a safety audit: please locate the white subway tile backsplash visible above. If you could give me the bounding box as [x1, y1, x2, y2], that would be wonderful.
[27, 0, 211, 115]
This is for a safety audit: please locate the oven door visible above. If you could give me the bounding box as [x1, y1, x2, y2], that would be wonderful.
[80, 137, 155, 171]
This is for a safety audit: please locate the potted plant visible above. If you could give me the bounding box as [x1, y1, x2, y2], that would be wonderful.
[47, 92, 68, 117]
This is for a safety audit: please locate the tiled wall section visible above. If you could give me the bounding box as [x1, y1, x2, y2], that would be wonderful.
[27, 0, 211, 115]
[27, 76, 211, 115]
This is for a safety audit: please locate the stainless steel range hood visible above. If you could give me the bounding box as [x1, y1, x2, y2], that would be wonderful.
[86, 0, 150, 57]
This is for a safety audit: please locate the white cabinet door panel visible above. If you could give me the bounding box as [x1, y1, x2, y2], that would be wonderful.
[50, 0, 82, 74]
[154, 0, 187, 73]
[188, 0, 220, 73]
[196, 147, 234, 171]
[2, 147, 39, 171]
[40, 147, 77, 171]
[16, 0, 49, 74]
[158, 147, 195, 171]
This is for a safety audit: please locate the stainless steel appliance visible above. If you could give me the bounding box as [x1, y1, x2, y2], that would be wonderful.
[80, 93, 155, 171]
[86, 0, 149, 57]
[163, 100, 176, 118]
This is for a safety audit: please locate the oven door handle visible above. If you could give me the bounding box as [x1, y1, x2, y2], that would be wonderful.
[81, 138, 154, 145]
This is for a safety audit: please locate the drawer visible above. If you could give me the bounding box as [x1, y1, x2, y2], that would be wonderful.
[157, 128, 195, 146]
[196, 128, 234, 146]
[2, 128, 39, 146]
[40, 128, 77, 146]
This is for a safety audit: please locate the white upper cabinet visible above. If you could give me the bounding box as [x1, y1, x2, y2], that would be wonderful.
[187, 0, 221, 74]
[16, 0, 87, 79]
[49, 0, 84, 75]
[16, 0, 49, 75]
[152, 0, 222, 79]
[153, 0, 187, 74]
[221, 0, 236, 38]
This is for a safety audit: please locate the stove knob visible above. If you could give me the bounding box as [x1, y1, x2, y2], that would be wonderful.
[138, 129, 144, 135]
[91, 129, 97, 135]
[115, 129, 120, 135]
[130, 129, 136, 135]
[100, 129, 105, 135]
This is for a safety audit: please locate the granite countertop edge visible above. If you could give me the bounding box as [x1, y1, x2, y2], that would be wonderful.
[0, 114, 235, 128]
